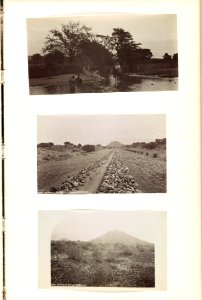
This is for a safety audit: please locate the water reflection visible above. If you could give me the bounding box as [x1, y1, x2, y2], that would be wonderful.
[30, 75, 178, 95]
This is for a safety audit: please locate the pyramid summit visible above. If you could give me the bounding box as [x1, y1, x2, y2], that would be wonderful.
[106, 141, 124, 148]
[90, 230, 151, 245]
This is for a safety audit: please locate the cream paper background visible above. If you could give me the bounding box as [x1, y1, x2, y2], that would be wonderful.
[4, 0, 201, 300]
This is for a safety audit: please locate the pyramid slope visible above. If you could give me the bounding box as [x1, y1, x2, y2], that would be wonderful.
[106, 141, 124, 148]
[90, 230, 151, 245]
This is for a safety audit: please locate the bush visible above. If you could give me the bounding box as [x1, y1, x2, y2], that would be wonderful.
[66, 242, 82, 261]
[120, 249, 133, 256]
[143, 142, 156, 149]
[135, 266, 155, 287]
[91, 264, 113, 286]
[50, 186, 58, 193]
[105, 254, 116, 262]
[38, 142, 54, 148]
[92, 249, 102, 262]
[82, 144, 95, 152]
[28, 62, 81, 78]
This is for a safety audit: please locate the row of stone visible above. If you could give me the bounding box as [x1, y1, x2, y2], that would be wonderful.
[97, 152, 142, 193]
[49, 159, 104, 193]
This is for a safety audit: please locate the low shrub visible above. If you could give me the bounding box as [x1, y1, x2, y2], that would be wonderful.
[29, 62, 82, 78]
[50, 186, 58, 193]
[38, 142, 54, 148]
[119, 248, 133, 256]
[91, 264, 113, 286]
[82, 144, 95, 153]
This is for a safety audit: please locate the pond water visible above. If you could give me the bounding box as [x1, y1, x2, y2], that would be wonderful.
[30, 75, 178, 95]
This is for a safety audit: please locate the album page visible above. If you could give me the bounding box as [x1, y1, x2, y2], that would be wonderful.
[3, 0, 201, 300]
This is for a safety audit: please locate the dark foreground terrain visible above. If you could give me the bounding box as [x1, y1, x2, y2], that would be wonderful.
[51, 235, 155, 287]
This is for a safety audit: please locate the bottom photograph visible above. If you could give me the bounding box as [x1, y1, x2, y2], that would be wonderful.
[38, 210, 167, 290]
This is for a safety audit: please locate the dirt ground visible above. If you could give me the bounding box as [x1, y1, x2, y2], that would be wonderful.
[37, 146, 166, 193]
[37, 148, 112, 192]
[118, 148, 166, 193]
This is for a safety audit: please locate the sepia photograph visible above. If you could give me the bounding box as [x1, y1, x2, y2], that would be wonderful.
[37, 115, 166, 194]
[38, 210, 166, 289]
[27, 14, 178, 95]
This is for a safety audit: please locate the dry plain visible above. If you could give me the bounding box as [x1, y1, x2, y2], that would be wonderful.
[38, 144, 166, 193]
[51, 230, 155, 287]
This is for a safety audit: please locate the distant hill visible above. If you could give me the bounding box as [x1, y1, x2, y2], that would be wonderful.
[59, 238, 70, 241]
[106, 141, 124, 148]
[90, 230, 151, 245]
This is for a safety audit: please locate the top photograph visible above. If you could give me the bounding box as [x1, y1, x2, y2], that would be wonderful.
[27, 14, 178, 95]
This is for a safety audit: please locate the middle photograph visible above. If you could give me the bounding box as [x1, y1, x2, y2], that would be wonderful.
[37, 114, 166, 194]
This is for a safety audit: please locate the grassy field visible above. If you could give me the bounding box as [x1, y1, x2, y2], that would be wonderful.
[118, 148, 166, 193]
[51, 240, 155, 287]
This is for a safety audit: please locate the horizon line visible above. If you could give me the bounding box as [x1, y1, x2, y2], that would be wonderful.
[51, 229, 153, 244]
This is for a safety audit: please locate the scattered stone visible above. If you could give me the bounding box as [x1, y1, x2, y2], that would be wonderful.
[97, 151, 141, 194]
[49, 151, 142, 194]
[49, 158, 107, 193]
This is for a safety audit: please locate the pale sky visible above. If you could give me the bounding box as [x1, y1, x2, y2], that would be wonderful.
[37, 114, 166, 146]
[27, 14, 177, 58]
[47, 210, 166, 244]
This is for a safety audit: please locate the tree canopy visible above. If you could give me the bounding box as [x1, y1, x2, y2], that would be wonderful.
[43, 21, 93, 62]
[39, 21, 157, 75]
[111, 28, 152, 71]
[82, 144, 95, 152]
[44, 50, 65, 64]
[172, 53, 178, 62]
[32, 53, 43, 64]
[111, 28, 140, 71]
[112, 28, 141, 52]
[163, 52, 172, 61]
[78, 39, 114, 74]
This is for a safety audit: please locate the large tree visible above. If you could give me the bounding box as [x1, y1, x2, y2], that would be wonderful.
[42, 22, 153, 75]
[95, 34, 114, 52]
[42, 21, 93, 62]
[111, 28, 141, 71]
[172, 53, 178, 62]
[163, 52, 172, 61]
[31, 53, 44, 64]
[78, 40, 114, 74]
[135, 48, 153, 63]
